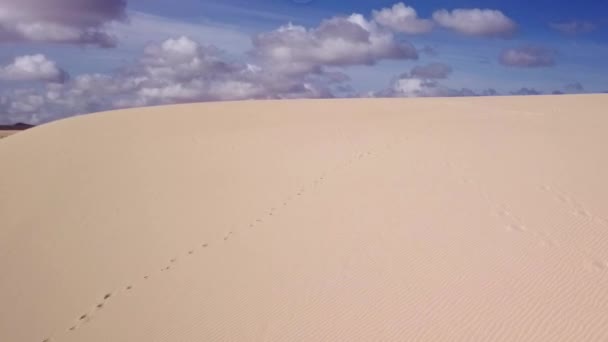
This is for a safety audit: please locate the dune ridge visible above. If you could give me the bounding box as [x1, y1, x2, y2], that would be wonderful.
[1, 95, 608, 341]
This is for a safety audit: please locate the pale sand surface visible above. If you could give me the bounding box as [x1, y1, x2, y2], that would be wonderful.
[0, 130, 18, 139]
[1, 95, 607, 341]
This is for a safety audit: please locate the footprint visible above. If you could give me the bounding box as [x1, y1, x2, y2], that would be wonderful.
[96, 303, 103, 309]
[79, 314, 87, 321]
[69, 326, 76, 331]
[126, 286, 133, 290]
[170, 258, 177, 263]
[506, 224, 526, 233]
[144, 275, 149, 279]
[202, 244, 208, 248]
[188, 250, 194, 255]
[536, 232, 558, 247]
[497, 209, 511, 218]
[103, 293, 111, 300]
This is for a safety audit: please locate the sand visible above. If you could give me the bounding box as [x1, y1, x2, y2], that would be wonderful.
[1, 94, 607, 342]
[0, 130, 18, 139]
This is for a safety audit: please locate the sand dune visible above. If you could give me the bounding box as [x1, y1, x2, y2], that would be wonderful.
[0, 130, 18, 139]
[1, 95, 608, 342]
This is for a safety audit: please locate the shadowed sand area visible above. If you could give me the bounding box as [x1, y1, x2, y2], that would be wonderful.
[0, 130, 18, 139]
[1, 95, 607, 341]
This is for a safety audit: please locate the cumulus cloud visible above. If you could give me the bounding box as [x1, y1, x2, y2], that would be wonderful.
[0, 54, 68, 82]
[0, 0, 126, 47]
[499, 46, 556, 67]
[372, 3, 434, 34]
[550, 20, 596, 35]
[0, 89, 44, 114]
[381, 76, 476, 97]
[0, 35, 348, 124]
[10, 16, 413, 122]
[376, 62, 482, 98]
[432, 8, 517, 37]
[0, 8, 430, 124]
[410, 63, 452, 79]
[251, 14, 418, 75]
[384, 77, 440, 97]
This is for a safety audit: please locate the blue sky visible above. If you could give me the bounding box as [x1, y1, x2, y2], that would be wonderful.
[0, 0, 607, 124]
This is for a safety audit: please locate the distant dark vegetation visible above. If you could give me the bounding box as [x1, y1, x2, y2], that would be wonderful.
[0, 123, 35, 130]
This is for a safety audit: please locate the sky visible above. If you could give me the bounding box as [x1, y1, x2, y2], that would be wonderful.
[0, 0, 607, 124]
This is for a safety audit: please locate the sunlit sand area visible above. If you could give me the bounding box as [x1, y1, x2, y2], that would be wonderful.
[1, 95, 607, 341]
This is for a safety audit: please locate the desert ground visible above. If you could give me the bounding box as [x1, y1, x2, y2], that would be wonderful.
[1, 95, 607, 342]
[0, 130, 18, 139]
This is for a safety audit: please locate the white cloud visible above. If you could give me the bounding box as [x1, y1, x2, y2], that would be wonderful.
[409, 63, 452, 79]
[499, 46, 556, 67]
[391, 77, 427, 97]
[251, 14, 418, 75]
[0, 0, 126, 47]
[0, 54, 68, 82]
[432, 8, 516, 37]
[381, 75, 477, 97]
[107, 12, 252, 54]
[0, 88, 49, 124]
[372, 3, 434, 34]
[377, 62, 484, 98]
[0, 7, 426, 123]
[0, 35, 346, 124]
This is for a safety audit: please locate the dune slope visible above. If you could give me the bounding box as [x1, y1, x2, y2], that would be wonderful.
[0, 130, 17, 139]
[1, 95, 607, 341]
